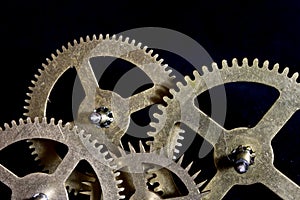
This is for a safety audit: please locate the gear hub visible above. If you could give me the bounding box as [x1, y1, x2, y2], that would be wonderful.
[89, 106, 114, 128]
[229, 145, 255, 174]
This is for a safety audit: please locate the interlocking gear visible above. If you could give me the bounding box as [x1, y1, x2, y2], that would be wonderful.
[110, 141, 209, 199]
[24, 34, 173, 148]
[148, 58, 300, 199]
[0, 117, 123, 200]
[24, 34, 175, 195]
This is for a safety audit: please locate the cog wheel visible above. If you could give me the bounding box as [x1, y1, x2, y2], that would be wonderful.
[0, 117, 123, 200]
[111, 141, 208, 199]
[149, 58, 300, 199]
[24, 34, 176, 196]
[24, 34, 173, 147]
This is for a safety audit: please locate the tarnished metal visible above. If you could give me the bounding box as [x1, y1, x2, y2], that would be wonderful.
[149, 58, 300, 199]
[0, 117, 123, 200]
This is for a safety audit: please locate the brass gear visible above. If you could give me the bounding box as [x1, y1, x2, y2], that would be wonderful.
[0, 117, 123, 200]
[149, 58, 300, 199]
[24, 34, 173, 147]
[24, 34, 175, 194]
[111, 141, 209, 199]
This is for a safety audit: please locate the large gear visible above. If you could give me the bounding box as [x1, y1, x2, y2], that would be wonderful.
[24, 34, 173, 147]
[0, 117, 123, 200]
[23, 34, 176, 195]
[149, 58, 300, 199]
[111, 141, 209, 199]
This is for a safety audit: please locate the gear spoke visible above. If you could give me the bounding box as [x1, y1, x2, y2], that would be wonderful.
[0, 164, 18, 188]
[128, 85, 165, 114]
[259, 165, 300, 200]
[53, 150, 79, 181]
[252, 93, 298, 140]
[192, 108, 227, 145]
[76, 58, 100, 97]
[261, 166, 300, 199]
[203, 171, 235, 200]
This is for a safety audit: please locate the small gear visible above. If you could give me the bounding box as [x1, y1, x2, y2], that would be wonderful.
[111, 141, 209, 199]
[0, 117, 123, 200]
[149, 58, 300, 199]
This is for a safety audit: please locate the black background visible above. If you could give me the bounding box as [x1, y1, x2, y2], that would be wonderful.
[0, 0, 299, 199]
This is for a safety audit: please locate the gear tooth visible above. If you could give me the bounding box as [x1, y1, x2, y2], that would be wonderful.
[222, 59, 229, 68]
[153, 54, 159, 61]
[4, 123, 10, 129]
[193, 70, 201, 80]
[118, 146, 127, 157]
[34, 117, 42, 124]
[211, 62, 219, 71]
[119, 194, 126, 199]
[56, 49, 61, 55]
[34, 74, 39, 79]
[38, 68, 44, 74]
[174, 148, 180, 154]
[99, 34, 103, 40]
[272, 63, 280, 72]
[105, 34, 110, 40]
[242, 57, 248, 67]
[158, 58, 164, 64]
[176, 81, 185, 89]
[25, 99, 30, 104]
[185, 161, 193, 172]
[147, 49, 154, 56]
[292, 72, 299, 82]
[46, 58, 51, 64]
[51, 53, 56, 60]
[79, 37, 84, 43]
[282, 67, 289, 76]
[124, 37, 129, 43]
[19, 118, 25, 125]
[73, 39, 78, 45]
[136, 42, 142, 48]
[50, 118, 55, 125]
[192, 170, 202, 180]
[169, 88, 177, 97]
[79, 191, 91, 195]
[57, 119, 63, 127]
[143, 45, 148, 52]
[118, 35, 123, 41]
[61, 45, 67, 51]
[177, 155, 184, 165]
[232, 58, 239, 67]
[67, 42, 72, 48]
[263, 60, 269, 69]
[253, 58, 259, 67]
[130, 39, 136, 45]
[128, 142, 136, 153]
[139, 141, 146, 153]
[85, 35, 90, 42]
[112, 34, 117, 40]
[196, 179, 207, 188]
[11, 120, 17, 127]
[202, 65, 210, 73]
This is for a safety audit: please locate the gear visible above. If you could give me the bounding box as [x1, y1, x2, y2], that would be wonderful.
[111, 141, 209, 199]
[24, 34, 175, 194]
[24, 33, 173, 147]
[0, 117, 123, 200]
[149, 58, 300, 199]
